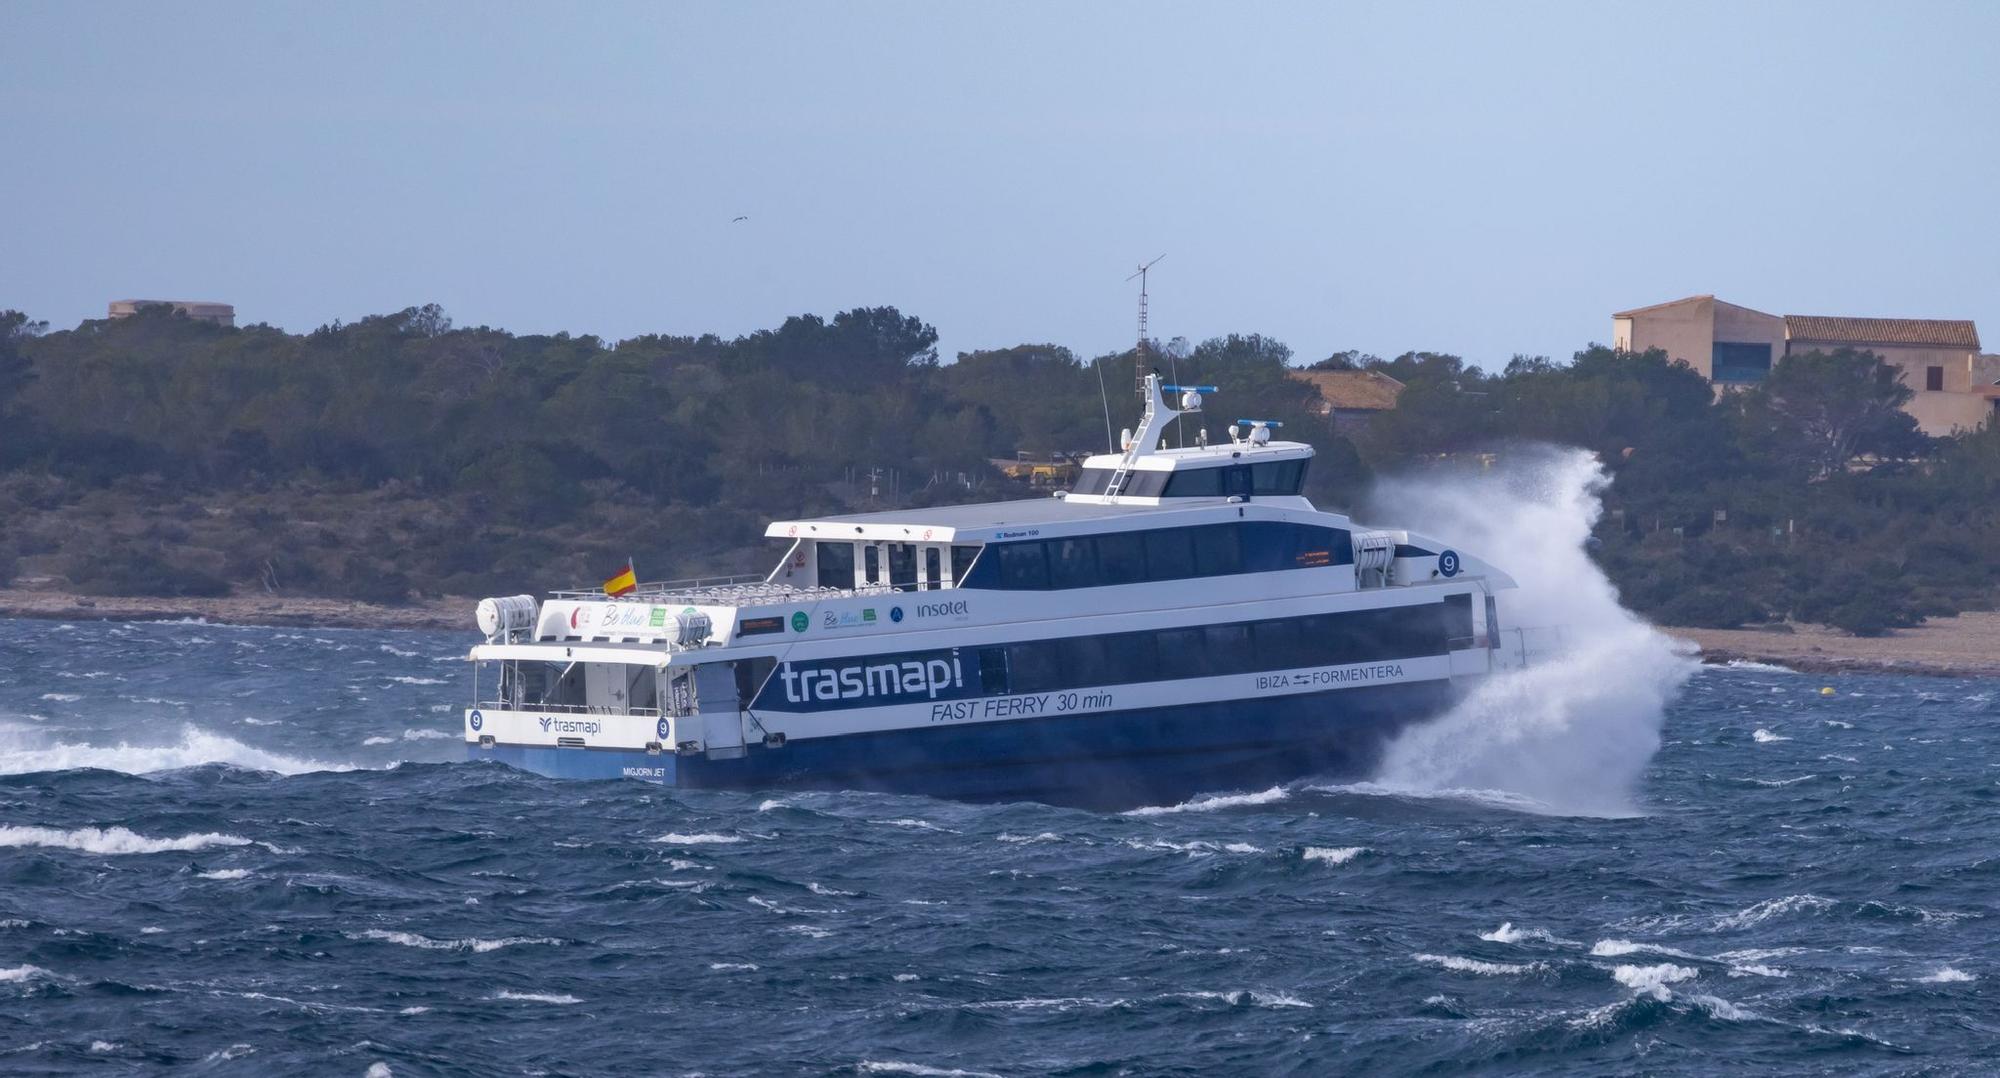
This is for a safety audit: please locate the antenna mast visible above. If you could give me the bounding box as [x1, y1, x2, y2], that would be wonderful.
[1127, 254, 1165, 395]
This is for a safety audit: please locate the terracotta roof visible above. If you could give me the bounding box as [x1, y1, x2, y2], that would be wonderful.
[1290, 369, 1405, 412]
[1784, 315, 1979, 350]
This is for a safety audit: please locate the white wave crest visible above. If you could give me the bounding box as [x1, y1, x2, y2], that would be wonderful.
[0, 724, 345, 776]
[488, 990, 580, 1004]
[654, 833, 742, 845]
[1303, 846, 1366, 865]
[1612, 962, 1697, 999]
[1752, 728, 1790, 743]
[1412, 953, 1543, 976]
[1592, 939, 1698, 960]
[399, 728, 454, 741]
[858, 1062, 1005, 1078]
[1713, 894, 1835, 931]
[997, 832, 1064, 844]
[1123, 786, 1289, 816]
[197, 868, 252, 880]
[1919, 966, 1976, 984]
[1722, 659, 1797, 673]
[378, 644, 419, 658]
[708, 962, 759, 972]
[0, 964, 54, 983]
[1481, 923, 1578, 946]
[0, 825, 251, 855]
[353, 929, 563, 953]
[1362, 450, 1695, 817]
[1169, 989, 1314, 1008]
[386, 676, 446, 686]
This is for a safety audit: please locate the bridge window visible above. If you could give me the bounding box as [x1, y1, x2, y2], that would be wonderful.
[1072, 468, 1113, 495]
[1161, 467, 1224, 498]
[1251, 459, 1306, 495]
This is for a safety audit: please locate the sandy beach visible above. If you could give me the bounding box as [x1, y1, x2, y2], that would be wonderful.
[2, 587, 1994, 679]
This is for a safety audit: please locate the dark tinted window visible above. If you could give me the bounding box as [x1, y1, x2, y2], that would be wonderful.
[816, 542, 854, 588]
[951, 545, 980, 584]
[1072, 468, 1113, 496]
[863, 545, 881, 585]
[1102, 631, 1159, 683]
[1191, 524, 1242, 576]
[1058, 634, 1110, 684]
[1224, 465, 1253, 499]
[888, 543, 917, 591]
[1047, 538, 1098, 590]
[1143, 528, 1196, 580]
[1123, 470, 1169, 497]
[1250, 617, 1311, 669]
[969, 596, 1467, 694]
[1442, 593, 1475, 647]
[1096, 531, 1147, 586]
[1007, 639, 1063, 692]
[1155, 627, 1206, 675]
[1204, 623, 1253, 672]
[924, 547, 942, 590]
[1162, 467, 1225, 497]
[1251, 459, 1305, 495]
[977, 647, 1009, 694]
[995, 542, 1049, 589]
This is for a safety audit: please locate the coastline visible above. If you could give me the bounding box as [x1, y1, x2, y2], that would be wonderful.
[1661, 612, 2000, 680]
[0, 588, 467, 633]
[2, 587, 1995, 678]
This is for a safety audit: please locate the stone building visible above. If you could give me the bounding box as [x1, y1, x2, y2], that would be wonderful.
[1612, 295, 1994, 435]
[108, 299, 235, 327]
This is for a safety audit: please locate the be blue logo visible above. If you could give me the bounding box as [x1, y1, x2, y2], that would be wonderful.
[890, 606, 904, 623]
[469, 710, 484, 731]
[656, 718, 670, 740]
[1438, 549, 1461, 578]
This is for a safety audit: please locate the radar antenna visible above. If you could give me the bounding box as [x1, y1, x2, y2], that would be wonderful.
[1126, 254, 1165, 396]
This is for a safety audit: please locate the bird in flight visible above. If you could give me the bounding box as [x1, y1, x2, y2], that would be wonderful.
[731, 215, 749, 223]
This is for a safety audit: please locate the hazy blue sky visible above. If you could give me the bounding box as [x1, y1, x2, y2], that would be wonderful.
[4, 2, 1996, 369]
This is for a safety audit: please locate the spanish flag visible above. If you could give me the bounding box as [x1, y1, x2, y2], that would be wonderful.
[603, 559, 638, 597]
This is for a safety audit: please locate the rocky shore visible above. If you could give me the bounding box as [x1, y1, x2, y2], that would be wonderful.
[2, 588, 1995, 678]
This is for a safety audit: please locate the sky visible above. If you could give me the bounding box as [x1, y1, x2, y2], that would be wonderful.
[3, 1, 1997, 370]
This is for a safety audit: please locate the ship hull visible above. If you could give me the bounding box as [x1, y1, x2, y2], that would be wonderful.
[469, 678, 1460, 809]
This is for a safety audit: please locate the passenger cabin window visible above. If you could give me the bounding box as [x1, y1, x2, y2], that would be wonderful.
[816, 541, 855, 589]
[960, 521, 1355, 591]
[889, 543, 918, 591]
[924, 547, 942, 590]
[863, 545, 881, 585]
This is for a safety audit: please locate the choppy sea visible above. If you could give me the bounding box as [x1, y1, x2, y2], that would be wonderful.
[1, 616, 1995, 1075]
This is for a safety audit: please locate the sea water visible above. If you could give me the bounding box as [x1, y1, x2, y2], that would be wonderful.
[0, 617, 1994, 1075]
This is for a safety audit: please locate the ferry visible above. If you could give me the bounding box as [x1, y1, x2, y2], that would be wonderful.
[463, 374, 1528, 806]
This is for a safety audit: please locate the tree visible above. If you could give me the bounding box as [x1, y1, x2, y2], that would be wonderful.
[0, 310, 47, 409]
[1741, 348, 1924, 479]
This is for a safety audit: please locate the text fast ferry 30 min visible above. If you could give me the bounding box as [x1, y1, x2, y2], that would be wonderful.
[464, 374, 1524, 806]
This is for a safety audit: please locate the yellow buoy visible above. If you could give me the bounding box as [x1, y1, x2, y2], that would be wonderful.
[1820, 686, 1836, 696]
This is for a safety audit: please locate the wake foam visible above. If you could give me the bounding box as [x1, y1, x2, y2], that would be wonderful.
[0, 724, 347, 776]
[1413, 953, 1544, 976]
[1361, 448, 1696, 816]
[0, 825, 251, 855]
[1123, 786, 1289, 816]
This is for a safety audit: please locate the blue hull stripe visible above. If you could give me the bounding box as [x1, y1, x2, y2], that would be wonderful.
[471, 680, 1459, 807]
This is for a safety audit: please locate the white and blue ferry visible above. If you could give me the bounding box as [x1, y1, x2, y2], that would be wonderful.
[463, 374, 1524, 805]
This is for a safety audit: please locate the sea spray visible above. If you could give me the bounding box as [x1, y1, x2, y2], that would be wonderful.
[1360, 447, 1695, 816]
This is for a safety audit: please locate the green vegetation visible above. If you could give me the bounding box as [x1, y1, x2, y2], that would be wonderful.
[2, 303, 1995, 635]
